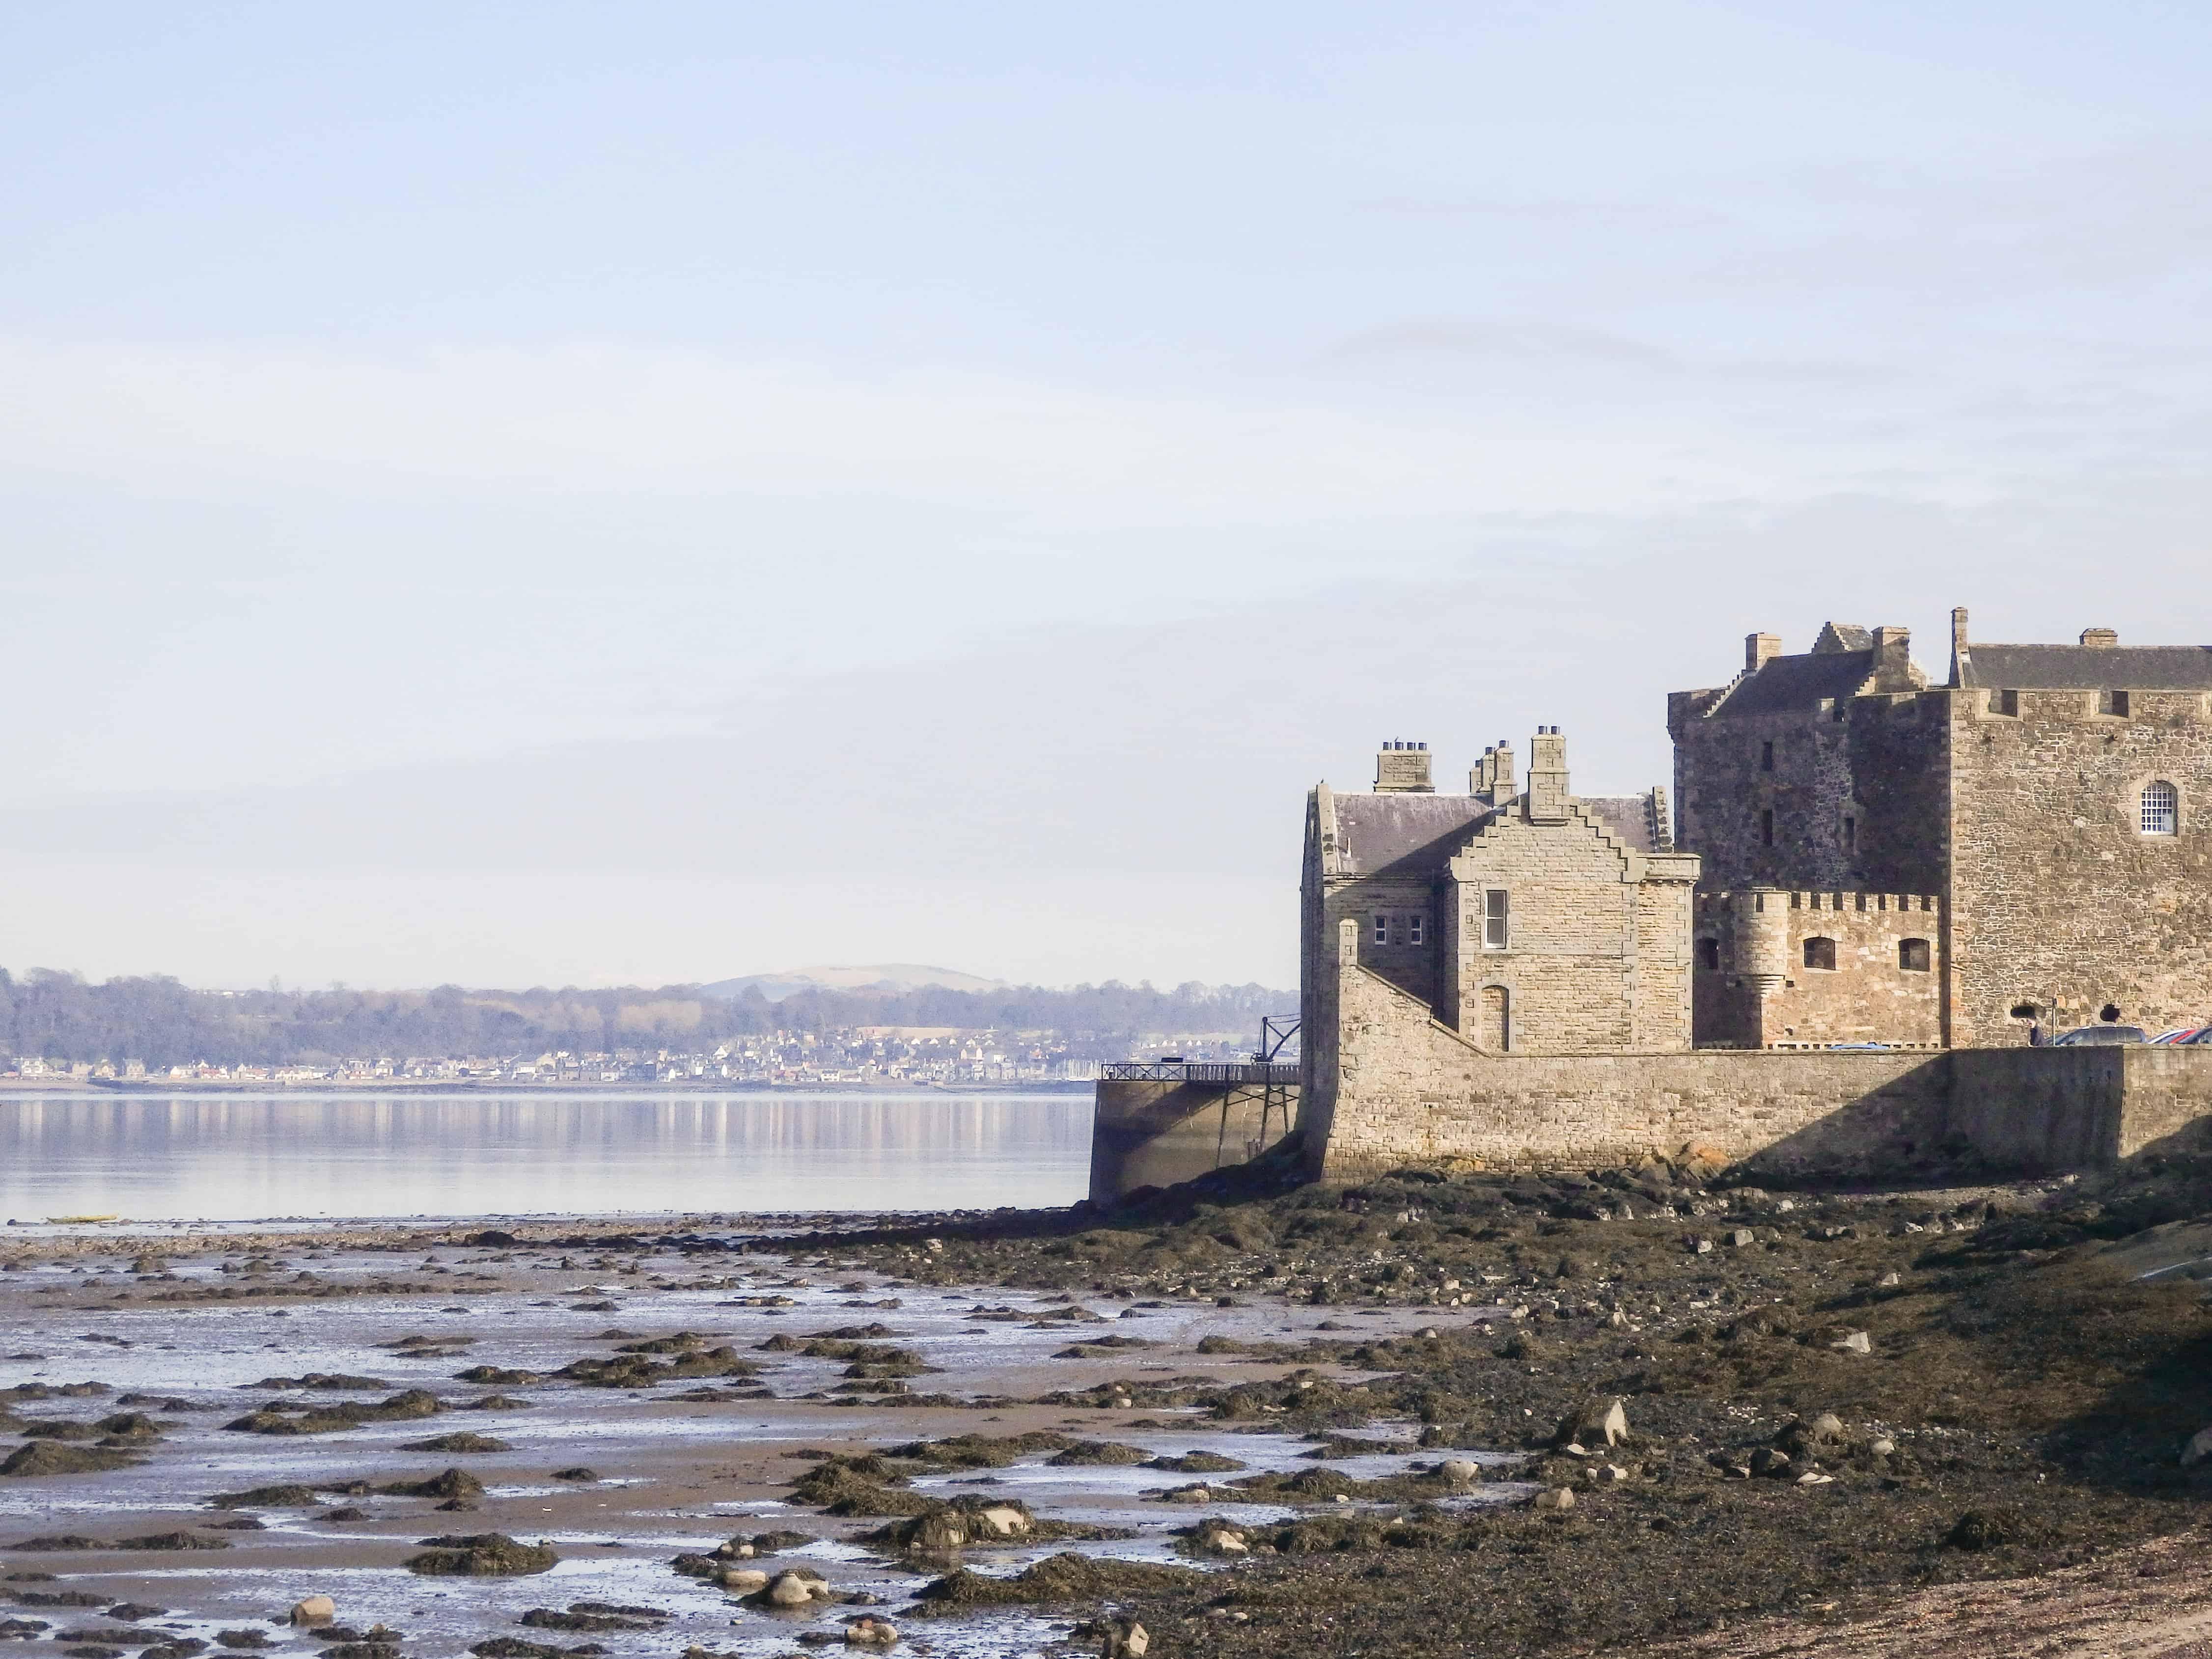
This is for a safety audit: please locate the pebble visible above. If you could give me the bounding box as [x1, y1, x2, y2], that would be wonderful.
[288, 1599, 335, 1628]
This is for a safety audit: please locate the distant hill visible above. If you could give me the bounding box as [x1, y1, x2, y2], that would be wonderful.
[702, 964, 1008, 1002]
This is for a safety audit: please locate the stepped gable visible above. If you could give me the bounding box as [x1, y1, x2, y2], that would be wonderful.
[1581, 795, 1665, 856]
[1329, 793, 1493, 878]
[1959, 642, 2212, 691]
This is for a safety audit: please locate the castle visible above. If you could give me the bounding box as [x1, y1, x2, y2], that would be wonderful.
[1282, 612, 2212, 1181]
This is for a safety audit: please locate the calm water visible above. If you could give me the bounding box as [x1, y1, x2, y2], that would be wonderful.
[0, 1090, 1093, 1222]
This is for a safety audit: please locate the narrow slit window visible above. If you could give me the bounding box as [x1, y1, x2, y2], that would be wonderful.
[1761, 808, 1775, 846]
[1483, 889, 1510, 950]
[1760, 740, 1775, 772]
[1843, 815, 1856, 853]
[1802, 937, 1837, 971]
[2142, 780, 2179, 836]
[1898, 938, 1931, 972]
[1696, 937, 1721, 971]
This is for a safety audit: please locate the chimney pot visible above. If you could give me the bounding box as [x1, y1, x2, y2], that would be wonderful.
[2081, 627, 2118, 648]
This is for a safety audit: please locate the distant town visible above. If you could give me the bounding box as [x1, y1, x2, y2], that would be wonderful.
[4, 1023, 1268, 1090]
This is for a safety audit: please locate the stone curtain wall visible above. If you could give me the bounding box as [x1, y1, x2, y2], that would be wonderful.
[1310, 944, 2212, 1182]
[1315, 953, 1948, 1180]
[1692, 888, 1943, 1048]
[1947, 687, 2212, 1046]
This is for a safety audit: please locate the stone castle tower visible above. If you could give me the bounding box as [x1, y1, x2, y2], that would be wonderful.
[1670, 611, 2212, 1045]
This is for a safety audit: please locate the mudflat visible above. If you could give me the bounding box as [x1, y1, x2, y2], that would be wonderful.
[4, 1147, 2211, 1658]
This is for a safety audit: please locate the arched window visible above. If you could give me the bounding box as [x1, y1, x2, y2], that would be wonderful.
[1802, 937, 1837, 971]
[1898, 938, 1931, 972]
[2142, 781, 2179, 836]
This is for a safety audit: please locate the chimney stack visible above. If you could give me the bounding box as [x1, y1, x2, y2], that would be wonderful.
[2080, 627, 2118, 648]
[1949, 607, 1969, 686]
[1872, 625, 1911, 668]
[1523, 726, 1570, 824]
[1745, 632, 1782, 673]
[1374, 739, 1434, 794]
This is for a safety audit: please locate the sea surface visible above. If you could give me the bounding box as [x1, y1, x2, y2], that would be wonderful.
[0, 1090, 1092, 1223]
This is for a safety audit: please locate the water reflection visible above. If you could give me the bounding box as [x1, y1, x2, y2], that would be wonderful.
[0, 1091, 1091, 1221]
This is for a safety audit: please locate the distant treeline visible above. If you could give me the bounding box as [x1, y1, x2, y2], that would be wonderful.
[0, 968, 1292, 1067]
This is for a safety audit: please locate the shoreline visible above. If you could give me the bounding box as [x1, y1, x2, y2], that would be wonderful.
[4, 1153, 2210, 1658]
[0, 1078, 1095, 1096]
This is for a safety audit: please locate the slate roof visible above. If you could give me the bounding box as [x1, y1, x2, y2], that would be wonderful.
[1329, 791, 1665, 878]
[1330, 794, 1494, 879]
[1708, 649, 1879, 716]
[1961, 644, 2212, 691]
[1585, 796, 1667, 854]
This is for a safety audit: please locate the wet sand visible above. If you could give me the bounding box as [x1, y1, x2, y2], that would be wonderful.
[7, 1148, 2212, 1659]
[0, 1217, 1516, 1659]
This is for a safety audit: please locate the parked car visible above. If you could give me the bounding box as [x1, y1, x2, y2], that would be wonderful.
[2150, 1025, 2208, 1045]
[2180, 1026, 2212, 1046]
[2050, 1024, 2149, 1046]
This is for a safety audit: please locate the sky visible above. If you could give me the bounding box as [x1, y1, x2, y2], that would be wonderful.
[4, 0, 2212, 992]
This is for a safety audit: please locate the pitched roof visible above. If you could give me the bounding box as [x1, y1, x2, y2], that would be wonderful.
[1961, 644, 2212, 691]
[1327, 790, 1666, 878]
[1707, 649, 1879, 716]
[1330, 793, 1494, 878]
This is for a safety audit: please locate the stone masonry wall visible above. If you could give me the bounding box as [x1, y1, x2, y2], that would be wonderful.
[1441, 804, 1695, 1055]
[1670, 691, 1950, 899]
[1310, 939, 2212, 1182]
[1315, 955, 1947, 1180]
[1947, 685, 2212, 1046]
[1693, 888, 1943, 1047]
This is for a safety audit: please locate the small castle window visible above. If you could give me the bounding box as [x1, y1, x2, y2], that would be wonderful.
[1843, 815, 1856, 853]
[1483, 889, 1510, 950]
[1988, 689, 2018, 717]
[1802, 937, 1837, 971]
[1373, 913, 1389, 946]
[1761, 808, 1774, 846]
[2100, 689, 2130, 718]
[1899, 938, 1931, 972]
[2142, 780, 2179, 836]
[1696, 937, 1721, 971]
[1760, 741, 1775, 772]
[1408, 914, 1425, 946]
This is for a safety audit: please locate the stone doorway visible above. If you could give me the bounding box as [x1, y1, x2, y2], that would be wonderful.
[1481, 985, 1511, 1051]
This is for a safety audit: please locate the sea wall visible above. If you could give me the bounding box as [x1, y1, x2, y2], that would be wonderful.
[1310, 957, 2212, 1181]
[1088, 1077, 1300, 1204]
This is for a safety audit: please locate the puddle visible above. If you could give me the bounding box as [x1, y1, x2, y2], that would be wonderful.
[1, 1229, 1519, 1659]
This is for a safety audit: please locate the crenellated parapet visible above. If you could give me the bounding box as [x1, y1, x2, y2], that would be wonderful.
[1692, 888, 1943, 1049]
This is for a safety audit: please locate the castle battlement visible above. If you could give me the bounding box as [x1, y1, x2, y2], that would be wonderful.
[1695, 890, 1939, 915]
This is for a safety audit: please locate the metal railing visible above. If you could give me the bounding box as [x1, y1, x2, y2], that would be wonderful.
[1099, 1061, 1300, 1084]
